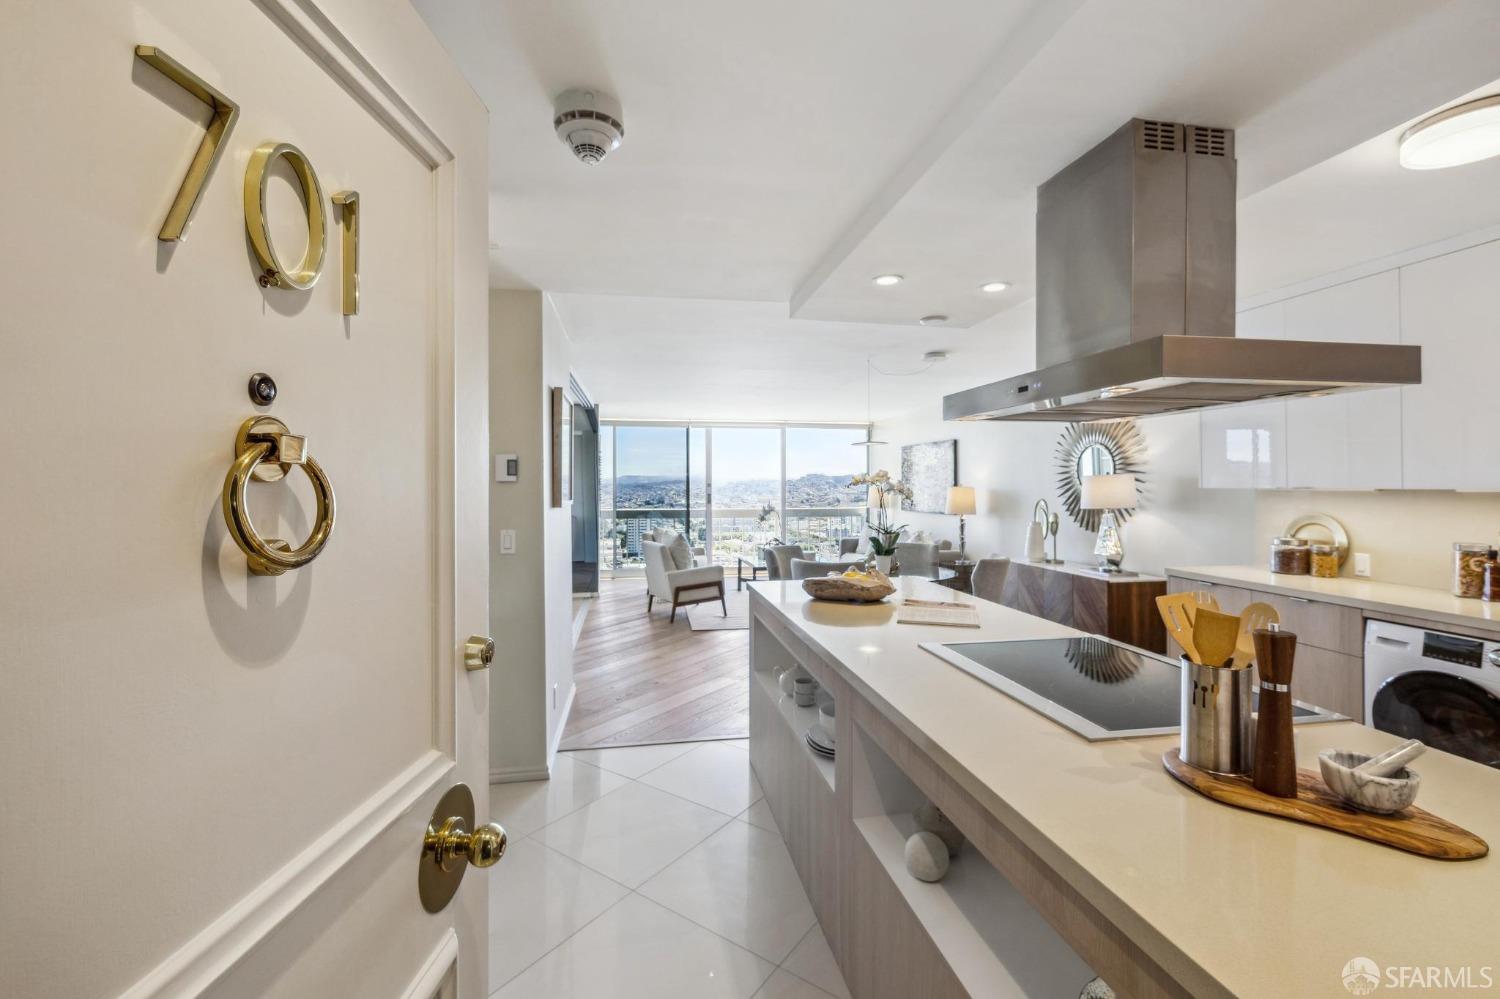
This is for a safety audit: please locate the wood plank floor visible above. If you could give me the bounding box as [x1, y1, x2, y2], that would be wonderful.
[559, 578, 748, 751]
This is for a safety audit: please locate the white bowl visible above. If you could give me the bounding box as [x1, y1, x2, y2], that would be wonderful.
[1318, 750, 1421, 815]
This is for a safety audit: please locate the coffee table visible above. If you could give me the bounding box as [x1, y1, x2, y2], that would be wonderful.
[735, 556, 767, 591]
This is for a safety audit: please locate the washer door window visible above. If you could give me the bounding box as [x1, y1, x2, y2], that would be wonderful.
[1371, 671, 1500, 768]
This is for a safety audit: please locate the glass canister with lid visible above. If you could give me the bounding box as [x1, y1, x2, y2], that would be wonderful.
[1309, 543, 1339, 578]
[1453, 542, 1489, 598]
[1269, 536, 1311, 575]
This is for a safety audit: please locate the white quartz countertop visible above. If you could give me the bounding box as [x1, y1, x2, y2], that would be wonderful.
[1167, 564, 1500, 636]
[748, 577, 1500, 999]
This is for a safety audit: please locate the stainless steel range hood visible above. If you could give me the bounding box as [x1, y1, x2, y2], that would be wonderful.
[944, 119, 1420, 423]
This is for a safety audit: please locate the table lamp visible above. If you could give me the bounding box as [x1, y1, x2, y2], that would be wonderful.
[945, 485, 976, 559]
[1080, 474, 1137, 573]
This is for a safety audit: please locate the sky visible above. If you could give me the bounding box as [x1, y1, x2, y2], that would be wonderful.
[609, 425, 868, 481]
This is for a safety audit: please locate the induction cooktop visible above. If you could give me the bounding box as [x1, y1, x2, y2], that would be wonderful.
[921, 635, 1341, 741]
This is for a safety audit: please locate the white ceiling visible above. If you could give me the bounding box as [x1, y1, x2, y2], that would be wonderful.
[412, 0, 1043, 299]
[1238, 77, 1500, 298]
[415, 0, 1500, 423]
[549, 293, 1035, 424]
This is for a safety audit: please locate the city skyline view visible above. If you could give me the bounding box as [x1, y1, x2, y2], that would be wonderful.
[600, 424, 872, 568]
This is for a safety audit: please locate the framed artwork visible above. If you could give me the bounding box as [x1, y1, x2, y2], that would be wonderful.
[900, 439, 957, 514]
[551, 387, 571, 506]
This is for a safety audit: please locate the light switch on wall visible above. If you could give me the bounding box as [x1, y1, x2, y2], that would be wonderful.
[1353, 552, 1371, 577]
[499, 529, 516, 555]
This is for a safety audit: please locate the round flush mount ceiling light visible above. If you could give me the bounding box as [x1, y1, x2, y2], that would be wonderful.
[872, 274, 903, 286]
[1400, 94, 1500, 170]
[918, 314, 949, 326]
[980, 281, 1010, 293]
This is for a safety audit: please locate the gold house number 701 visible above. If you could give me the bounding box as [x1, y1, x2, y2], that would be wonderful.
[134, 44, 360, 315]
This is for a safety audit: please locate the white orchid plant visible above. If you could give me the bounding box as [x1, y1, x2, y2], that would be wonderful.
[851, 470, 913, 556]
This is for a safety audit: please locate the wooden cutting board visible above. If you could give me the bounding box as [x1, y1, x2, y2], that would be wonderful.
[1163, 749, 1488, 860]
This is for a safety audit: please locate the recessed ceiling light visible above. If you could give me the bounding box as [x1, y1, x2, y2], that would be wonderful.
[872, 274, 903, 286]
[918, 314, 948, 326]
[1400, 94, 1500, 170]
[980, 281, 1010, 293]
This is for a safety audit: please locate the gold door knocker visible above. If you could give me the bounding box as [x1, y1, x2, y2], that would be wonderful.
[221, 416, 336, 575]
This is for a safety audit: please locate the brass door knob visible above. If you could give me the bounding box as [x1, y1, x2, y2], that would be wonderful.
[425, 815, 507, 870]
[463, 635, 495, 671]
[419, 783, 505, 913]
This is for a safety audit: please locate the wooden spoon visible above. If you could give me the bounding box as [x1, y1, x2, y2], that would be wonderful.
[1155, 591, 1218, 663]
[1192, 607, 1242, 667]
[1233, 602, 1280, 667]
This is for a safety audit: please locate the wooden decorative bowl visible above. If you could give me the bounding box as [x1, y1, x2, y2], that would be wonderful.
[802, 569, 896, 603]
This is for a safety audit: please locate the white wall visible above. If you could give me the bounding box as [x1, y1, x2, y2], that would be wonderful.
[869, 407, 1256, 576]
[487, 290, 577, 778]
[542, 296, 578, 757]
[1255, 490, 1500, 592]
[489, 290, 547, 778]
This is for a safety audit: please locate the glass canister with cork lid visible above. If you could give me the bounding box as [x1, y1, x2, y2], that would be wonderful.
[1269, 536, 1311, 575]
[1453, 542, 1489, 598]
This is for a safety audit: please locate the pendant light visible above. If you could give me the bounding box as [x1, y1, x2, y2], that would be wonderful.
[854, 357, 887, 447]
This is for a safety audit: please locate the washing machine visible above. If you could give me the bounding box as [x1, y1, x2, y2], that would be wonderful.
[1365, 619, 1500, 768]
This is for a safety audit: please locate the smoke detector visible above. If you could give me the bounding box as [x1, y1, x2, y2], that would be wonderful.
[553, 88, 624, 165]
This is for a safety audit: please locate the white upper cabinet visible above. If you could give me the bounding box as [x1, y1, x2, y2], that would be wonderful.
[1400, 240, 1500, 491]
[1281, 271, 1403, 490]
[1200, 399, 1287, 489]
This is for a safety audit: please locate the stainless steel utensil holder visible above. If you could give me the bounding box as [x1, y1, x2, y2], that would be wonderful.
[1181, 656, 1254, 775]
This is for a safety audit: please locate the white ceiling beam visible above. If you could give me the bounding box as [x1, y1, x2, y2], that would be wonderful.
[787, 0, 1086, 317]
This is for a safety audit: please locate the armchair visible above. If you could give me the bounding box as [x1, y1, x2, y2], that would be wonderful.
[643, 541, 725, 622]
[789, 558, 865, 580]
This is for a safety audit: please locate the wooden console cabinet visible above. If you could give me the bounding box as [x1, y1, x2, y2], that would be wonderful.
[997, 561, 1167, 653]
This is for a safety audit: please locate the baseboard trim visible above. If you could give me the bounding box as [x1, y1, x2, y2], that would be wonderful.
[571, 597, 592, 647]
[549, 681, 577, 763]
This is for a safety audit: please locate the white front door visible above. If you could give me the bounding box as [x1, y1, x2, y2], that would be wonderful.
[0, 1, 493, 996]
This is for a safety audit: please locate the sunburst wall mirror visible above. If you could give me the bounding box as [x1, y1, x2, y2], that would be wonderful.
[1054, 420, 1146, 532]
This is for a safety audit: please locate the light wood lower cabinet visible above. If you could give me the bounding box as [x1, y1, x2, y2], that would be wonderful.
[1166, 575, 1365, 722]
[748, 593, 1207, 999]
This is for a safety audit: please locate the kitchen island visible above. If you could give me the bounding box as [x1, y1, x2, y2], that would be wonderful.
[747, 577, 1500, 999]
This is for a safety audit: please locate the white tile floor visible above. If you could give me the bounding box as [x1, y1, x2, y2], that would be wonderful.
[488, 739, 852, 999]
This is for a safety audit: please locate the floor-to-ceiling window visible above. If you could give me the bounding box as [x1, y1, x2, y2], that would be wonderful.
[709, 426, 782, 567]
[784, 426, 868, 557]
[598, 422, 868, 574]
[609, 424, 690, 568]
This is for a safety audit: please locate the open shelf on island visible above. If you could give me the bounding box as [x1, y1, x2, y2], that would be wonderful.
[854, 812, 1093, 997]
[848, 720, 1094, 996]
[752, 667, 835, 792]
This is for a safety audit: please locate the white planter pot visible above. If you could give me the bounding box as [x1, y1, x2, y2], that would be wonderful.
[875, 555, 893, 574]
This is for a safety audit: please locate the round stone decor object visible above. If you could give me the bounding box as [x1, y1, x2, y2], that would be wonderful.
[904, 830, 950, 883]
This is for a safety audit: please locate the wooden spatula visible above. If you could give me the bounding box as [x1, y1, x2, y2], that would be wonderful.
[1155, 591, 1219, 663]
[1233, 602, 1279, 667]
[1192, 607, 1242, 667]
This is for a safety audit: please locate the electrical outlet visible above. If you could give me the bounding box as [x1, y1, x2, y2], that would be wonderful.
[1353, 552, 1372, 577]
[500, 529, 516, 555]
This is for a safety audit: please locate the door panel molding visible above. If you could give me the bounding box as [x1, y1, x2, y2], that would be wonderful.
[404, 929, 460, 999]
[121, 752, 453, 997]
[252, 0, 453, 168]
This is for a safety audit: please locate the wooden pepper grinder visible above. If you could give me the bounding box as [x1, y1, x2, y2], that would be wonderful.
[1252, 624, 1299, 797]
